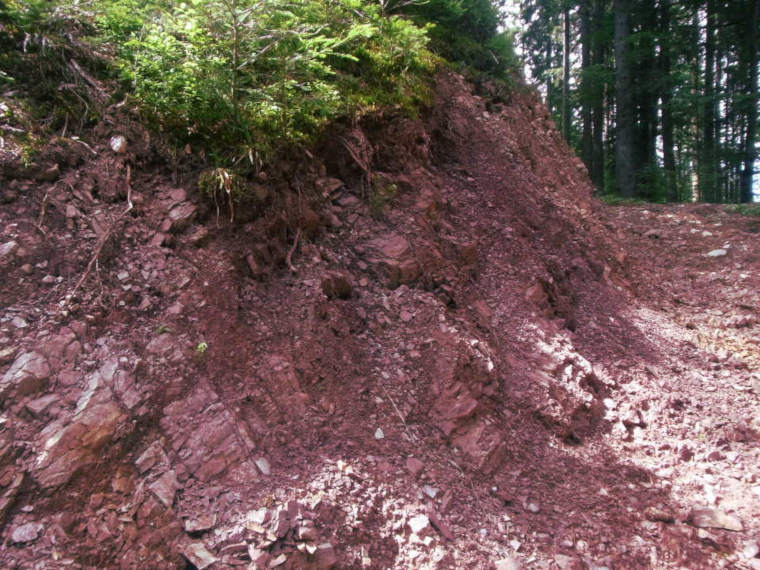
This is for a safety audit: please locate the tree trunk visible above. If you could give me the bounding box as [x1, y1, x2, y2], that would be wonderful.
[631, 0, 657, 199]
[740, 0, 758, 203]
[700, 0, 717, 202]
[580, 0, 593, 178]
[562, 4, 572, 142]
[546, 40, 554, 114]
[660, 0, 677, 201]
[591, 0, 605, 191]
[614, 0, 635, 197]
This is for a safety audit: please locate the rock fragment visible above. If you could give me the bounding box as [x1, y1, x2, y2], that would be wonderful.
[408, 514, 430, 534]
[0, 240, 19, 264]
[184, 513, 217, 533]
[706, 248, 727, 257]
[34, 388, 126, 486]
[314, 541, 337, 569]
[321, 273, 352, 299]
[427, 510, 454, 541]
[167, 202, 197, 233]
[255, 457, 271, 476]
[688, 508, 743, 532]
[406, 457, 424, 477]
[135, 441, 167, 474]
[0, 351, 51, 404]
[24, 394, 58, 418]
[10, 522, 44, 544]
[149, 470, 180, 508]
[495, 557, 523, 570]
[316, 177, 344, 197]
[180, 542, 218, 570]
[644, 506, 675, 524]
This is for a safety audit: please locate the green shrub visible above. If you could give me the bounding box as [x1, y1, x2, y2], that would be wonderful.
[89, 0, 434, 165]
[726, 203, 760, 216]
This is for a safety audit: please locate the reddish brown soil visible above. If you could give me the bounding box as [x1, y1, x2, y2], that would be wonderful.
[0, 73, 758, 570]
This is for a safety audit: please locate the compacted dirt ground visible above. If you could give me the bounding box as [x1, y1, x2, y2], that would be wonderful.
[0, 73, 758, 569]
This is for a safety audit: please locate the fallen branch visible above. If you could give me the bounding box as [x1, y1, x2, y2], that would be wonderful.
[286, 227, 301, 273]
[70, 137, 98, 156]
[382, 386, 417, 442]
[63, 164, 133, 309]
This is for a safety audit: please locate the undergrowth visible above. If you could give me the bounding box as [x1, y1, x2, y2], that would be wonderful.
[598, 194, 651, 206]
[725, 203, 760, 216]
[2, 0, 519, 213]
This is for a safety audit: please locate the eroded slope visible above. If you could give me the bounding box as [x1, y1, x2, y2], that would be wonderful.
[1, 74, 757, 569]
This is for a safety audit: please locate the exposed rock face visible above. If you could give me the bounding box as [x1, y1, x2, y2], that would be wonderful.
[431, 338, 507, 474]
[34, 382, 126, 489]
[159, 384, 257, 483]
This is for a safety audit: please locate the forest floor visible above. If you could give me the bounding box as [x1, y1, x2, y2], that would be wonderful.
[0, 73, 759, 570]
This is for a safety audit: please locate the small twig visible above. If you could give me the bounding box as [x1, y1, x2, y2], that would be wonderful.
[0, 124, 25, 133]
[36, 188, 51, 236]
[382, 386, 417, 442]
[286, 227, 301, 273]
[125, 164, 133, 210]
[70, 137, 98, 156]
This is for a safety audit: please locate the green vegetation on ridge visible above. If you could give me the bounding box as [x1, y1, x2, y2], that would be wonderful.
[1, 0, 517, 166]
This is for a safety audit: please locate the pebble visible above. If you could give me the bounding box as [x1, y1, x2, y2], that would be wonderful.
[408, 514, 430, 534]
[0, 240, 19, 260]
[526, 502, 541, 514]
[109, 135, 127, 154]
[495, 557, 523, 570]
[11, 316, 28, 328]
[255, 457, 271, 476]
[406, 457, 424, 477]
[374, 428, 384, 440]
[706, 249, 727, 257]
[11, 522, 44, 544]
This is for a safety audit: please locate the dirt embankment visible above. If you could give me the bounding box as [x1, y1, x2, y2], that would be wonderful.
[1, 73, 758, 569]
